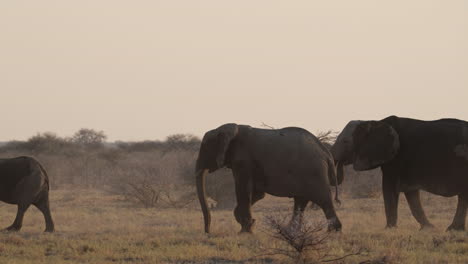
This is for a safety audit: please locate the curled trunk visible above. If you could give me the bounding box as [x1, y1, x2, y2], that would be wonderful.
[196, 169, 211, 233]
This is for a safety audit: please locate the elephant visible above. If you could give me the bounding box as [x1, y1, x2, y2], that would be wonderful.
[0, 156, 55, 232]
[331, 115, 468, 231]
[195, 123, 342, 233]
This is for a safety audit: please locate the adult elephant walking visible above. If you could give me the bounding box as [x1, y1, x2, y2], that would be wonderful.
[195, 123, 342, 233]
[332, 115, 468, 231]
[0, 156, 55, 232]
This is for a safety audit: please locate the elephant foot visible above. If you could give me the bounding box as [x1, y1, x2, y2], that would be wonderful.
[446, 223, 465, 232]
[4, 225, 21, 232]
[327, 225, 341, 232]
[327, 218, 342, 232]
[419, 223, 435, 231]
[239, 219, 256, 234]
[44, 227, 55, 233]
[385, 224, 397, 229]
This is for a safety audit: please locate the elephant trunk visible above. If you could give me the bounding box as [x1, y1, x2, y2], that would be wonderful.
[196, 168, 211, 233]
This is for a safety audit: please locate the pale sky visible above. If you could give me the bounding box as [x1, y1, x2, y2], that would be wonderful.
[1, 1, 467, 141]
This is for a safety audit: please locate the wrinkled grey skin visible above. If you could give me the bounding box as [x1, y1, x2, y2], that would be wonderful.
[196, 123, 342, 233]
[332, 116, 468, 231]
[0, 156, 54, 232]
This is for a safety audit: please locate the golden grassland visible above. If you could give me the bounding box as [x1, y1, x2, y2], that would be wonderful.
[0, 189, 467, 264]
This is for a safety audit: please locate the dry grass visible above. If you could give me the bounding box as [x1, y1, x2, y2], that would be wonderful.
[0, 189, 466, 264]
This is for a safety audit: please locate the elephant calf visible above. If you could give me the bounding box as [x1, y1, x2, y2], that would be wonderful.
[0, 156, 54, 232]
[195, 123, 342, 233]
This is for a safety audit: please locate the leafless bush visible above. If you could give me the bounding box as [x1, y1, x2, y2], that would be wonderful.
[316, 130, 338, 146]
[120, 181, 196, 209]
[123, 177, 162, 208]
[159, 188, 197, 208]
[260, 214, 330, 263]
[108, 153, 198, 208]
[257, 213, 365, 264]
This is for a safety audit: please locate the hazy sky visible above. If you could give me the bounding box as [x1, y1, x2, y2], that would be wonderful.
[1, 1, 467, 141]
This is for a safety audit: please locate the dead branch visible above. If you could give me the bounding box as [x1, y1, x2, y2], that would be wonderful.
[316, 130, 338, 145]
[251, 213, 367, 263]
[261, 122, 275, 129]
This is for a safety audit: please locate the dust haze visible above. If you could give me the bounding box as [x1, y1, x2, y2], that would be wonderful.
[1, 1, 468, 263]
[1, 1, 467, 141]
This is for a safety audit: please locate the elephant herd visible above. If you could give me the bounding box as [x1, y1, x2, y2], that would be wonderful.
[1, 115, 468, 234]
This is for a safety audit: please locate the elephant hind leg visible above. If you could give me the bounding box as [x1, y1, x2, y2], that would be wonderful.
[5, 175, 41, 232]
[5, 204, 31, 231]
[313, 197, 342, 232]
[32, 191, 55, 232]
[404, 190, 434, 230]
[447, 195, 468, 231]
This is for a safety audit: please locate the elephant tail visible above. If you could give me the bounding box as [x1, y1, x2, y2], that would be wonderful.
[36, 159, 50, 190]
[328, 159, 340, 205]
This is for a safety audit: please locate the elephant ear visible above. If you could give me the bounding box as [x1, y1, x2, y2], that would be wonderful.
[215, 123, 239, 168]
[352, 121, 400, 171]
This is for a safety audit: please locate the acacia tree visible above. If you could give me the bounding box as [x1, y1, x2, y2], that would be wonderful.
[69, 128, 108, 186]
[71, 128, 107, 147]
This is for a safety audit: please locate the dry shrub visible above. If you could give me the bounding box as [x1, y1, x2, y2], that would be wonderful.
[105, 150, 198, 208]
[262, 214, 330, 263]
[257, 213, 365, 264]
[316, 130, 338, 146]
[121, 181, 196, 209]
[122, 177, 162, 208]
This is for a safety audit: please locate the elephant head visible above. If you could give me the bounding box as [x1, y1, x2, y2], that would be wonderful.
[352, 121, 400, 170]
[331, 120, 400, 179]
[331, 121, 362, 184]
[195, 123, 239, 233]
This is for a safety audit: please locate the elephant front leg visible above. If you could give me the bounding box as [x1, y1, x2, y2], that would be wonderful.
[404, 190, 433, 230]
[233, 169, 255, 233]
[382, 176, 400, 228]
[447, 195, 468, 231]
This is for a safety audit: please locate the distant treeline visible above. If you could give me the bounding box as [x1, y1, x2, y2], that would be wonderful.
[0, 128, 381, 209]
[0, 129, 200, 154]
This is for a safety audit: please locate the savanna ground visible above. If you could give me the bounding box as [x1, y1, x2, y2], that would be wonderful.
[1, 131, 467, 263]
[1, 188, 467, 264]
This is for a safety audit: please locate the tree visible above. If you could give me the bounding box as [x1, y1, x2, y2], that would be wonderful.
[71, 128, 107, 147]
[164, 134, 200, 151]
[24, 132, 71, 154]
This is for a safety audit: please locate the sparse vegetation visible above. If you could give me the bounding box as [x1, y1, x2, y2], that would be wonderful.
[260, 214, 331, 263]
[0, 128, 381, 201]
[0, 189, 464, 263]
[0, 129, 460, 263]
[259, 213, 365, 264]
